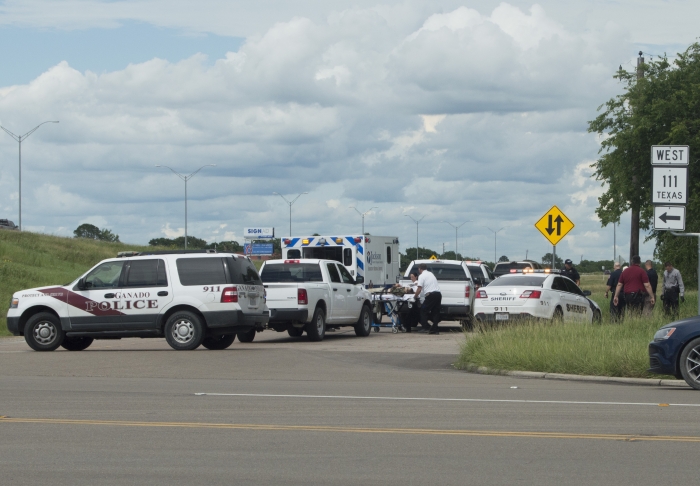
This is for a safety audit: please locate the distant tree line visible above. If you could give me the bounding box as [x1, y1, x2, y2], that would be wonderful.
[73, 224, 120, 242]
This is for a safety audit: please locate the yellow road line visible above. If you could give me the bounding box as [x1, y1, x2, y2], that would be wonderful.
[1, 416, 699, 442]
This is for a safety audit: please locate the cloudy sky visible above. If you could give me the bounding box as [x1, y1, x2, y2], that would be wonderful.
[0, 0, 697, 262]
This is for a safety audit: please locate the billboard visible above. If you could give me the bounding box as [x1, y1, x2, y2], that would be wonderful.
[243, 227, 274, 239]
[243, 243, 274, 256]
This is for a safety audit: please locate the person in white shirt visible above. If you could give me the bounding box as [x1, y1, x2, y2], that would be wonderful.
[414, 263, 442, 335]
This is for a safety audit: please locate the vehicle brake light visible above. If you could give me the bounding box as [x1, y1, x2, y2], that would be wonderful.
[476, 290, 487, 299]
[465, 286, 470, 299]
[221, 286, 238, 303]
[510, 269, 517, 273]
[298, 288, 308, 305]
[519, 290, 541, 299]
[284, 260, 300, 264]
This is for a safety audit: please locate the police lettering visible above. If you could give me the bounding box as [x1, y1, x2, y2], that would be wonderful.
[566, 304, 587, 314]
[85, 299, 159, 312]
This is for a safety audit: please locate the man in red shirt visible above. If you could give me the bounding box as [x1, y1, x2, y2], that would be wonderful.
[613, 256, 655, 316]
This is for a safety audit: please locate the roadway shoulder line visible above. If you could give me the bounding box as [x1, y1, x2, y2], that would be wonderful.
[193, 392, 700, 407]
[462, 365, 689, 388]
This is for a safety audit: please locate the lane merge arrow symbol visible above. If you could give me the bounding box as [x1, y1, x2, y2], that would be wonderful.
[545, 215, 564, 235]
[659, 212, 681, 223]
[535, 206, 575, 245]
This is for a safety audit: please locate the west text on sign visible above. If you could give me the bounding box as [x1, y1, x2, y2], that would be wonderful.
[651, 145, 689, 165]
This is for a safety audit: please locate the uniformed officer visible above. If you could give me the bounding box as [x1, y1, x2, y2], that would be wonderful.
[605, 262, 625, 322]
[561, 259, 580, 286]
[662, 262, 684, 318]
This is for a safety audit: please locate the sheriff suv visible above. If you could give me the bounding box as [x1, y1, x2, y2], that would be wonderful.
[6, 251, 269, 351]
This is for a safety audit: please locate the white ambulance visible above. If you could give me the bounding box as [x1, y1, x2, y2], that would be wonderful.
[280, 235, 400, 288]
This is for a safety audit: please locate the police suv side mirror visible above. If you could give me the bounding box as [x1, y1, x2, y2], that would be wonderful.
[77, 277, 87, 291]
[355, 276, 365, 285]
[583, 290, 592, 296]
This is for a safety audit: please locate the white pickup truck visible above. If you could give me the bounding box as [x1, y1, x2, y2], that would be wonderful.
[399, 259, 476, 330]
[259, 259, 373, 341]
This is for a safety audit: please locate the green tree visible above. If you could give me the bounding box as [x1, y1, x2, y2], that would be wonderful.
[498, 255, 509, 262]
[148, 236, 207, 249]
[589, 43, 700, 285]
[541, 253, 563, 267]
[74, 223, 120, 242]
[400, 247, 439, 271]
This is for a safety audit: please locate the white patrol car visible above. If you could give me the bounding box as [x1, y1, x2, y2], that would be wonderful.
[474, 270, 602, 324]
[6, 251, 269, 351]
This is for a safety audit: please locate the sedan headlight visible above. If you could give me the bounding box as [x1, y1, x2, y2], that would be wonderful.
[10, 297, 19, 309]
[654, 327, 676, 341]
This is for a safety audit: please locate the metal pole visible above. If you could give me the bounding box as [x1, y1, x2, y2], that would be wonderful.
[18, 139, 22, 231]
[416, 222, 419, 260]
[289, 203, 292, 236]
[275, 192, 308, 236]
[614, 222, 616, 264]
[184, 178, 188, 249]
[494, 232, 497, 264]
[553, 245, 556, 270]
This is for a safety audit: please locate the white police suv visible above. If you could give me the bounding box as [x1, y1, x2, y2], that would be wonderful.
[6, 251, 269, 351]
[474, 270, 601, 324]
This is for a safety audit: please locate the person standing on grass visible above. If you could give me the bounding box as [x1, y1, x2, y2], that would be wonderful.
[561, 259, 580, 286]
[613, 256, 655, 316]
[644, 260, 658, 317]
[414, 263, 442, 335]
[605, 262, 625, 322]
[662, 262, 684, 318]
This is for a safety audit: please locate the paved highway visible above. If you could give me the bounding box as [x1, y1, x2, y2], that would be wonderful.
[1, 328, 698, 485]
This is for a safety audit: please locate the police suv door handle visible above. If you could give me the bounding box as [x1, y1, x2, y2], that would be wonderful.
[346, 289, 352, 292]
[104, 293, 115, 299]
[157, 291, 169, 297]
[333, 288, 338, 291]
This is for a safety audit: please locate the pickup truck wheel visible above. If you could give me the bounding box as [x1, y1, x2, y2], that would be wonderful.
[61, 337, 94, 351]
[237, 329, 256, 343]
[306, 308, 326, 342]
[354, 305, 372, 337]
[287, 327, 304, 337]
[24, 312, 65, 351]
[164, 311, 205, 350]
[202, 334, 236, 350]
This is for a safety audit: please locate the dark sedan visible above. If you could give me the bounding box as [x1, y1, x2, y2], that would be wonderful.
[649, 316, 700, 389]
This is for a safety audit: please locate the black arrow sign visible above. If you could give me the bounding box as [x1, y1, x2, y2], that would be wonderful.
[546, 214, 564, 235]
[659, 212, 681, 223]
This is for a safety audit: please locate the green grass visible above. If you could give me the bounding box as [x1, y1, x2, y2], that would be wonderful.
[0, 231, 161, 336]
[457, 274, 696, 378]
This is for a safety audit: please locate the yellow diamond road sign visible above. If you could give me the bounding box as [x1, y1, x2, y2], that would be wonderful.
[535, 206, 575, 246]
[429, 255, 438, 260]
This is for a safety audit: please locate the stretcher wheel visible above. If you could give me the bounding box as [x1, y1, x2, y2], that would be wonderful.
[372, 326, 380, 333]
[392, 327, 398, 334]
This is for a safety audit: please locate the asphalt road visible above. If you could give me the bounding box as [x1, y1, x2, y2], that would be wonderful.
[1, 326, 699, 485]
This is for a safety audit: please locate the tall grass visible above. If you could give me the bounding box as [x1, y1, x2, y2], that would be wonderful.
[457, 274, 696, 378]
[0, 231, 159, 336]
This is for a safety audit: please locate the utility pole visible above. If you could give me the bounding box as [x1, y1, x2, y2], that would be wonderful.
[405, 215, 424, 261]
[442, 220, 471, 260]
[485, 226, 506, 265]
[349, 206, 377, 235]
[629, 51, 644, 263]
[274, 192, 308, 236]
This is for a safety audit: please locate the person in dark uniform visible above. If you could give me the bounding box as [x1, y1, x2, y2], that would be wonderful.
[561, 259, 580, 286]
[644, 260, 658, 317]
[605, 262, 625, 322]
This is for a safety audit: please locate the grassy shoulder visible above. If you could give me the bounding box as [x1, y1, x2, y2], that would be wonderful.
[0, 231, 159, 336]
[456, 274, 694, 378]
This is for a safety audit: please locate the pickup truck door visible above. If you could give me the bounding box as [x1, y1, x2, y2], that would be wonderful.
[337, 263, 364, 319]
[325, 262, 345, 320]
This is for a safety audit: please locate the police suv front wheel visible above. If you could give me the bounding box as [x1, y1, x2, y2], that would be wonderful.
[164, 311, 205, 350]
[24, 312, 65, 351]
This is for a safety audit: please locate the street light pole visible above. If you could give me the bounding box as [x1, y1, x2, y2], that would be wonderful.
[405, 215, 424, 260]
[442, 220, 471, 260]
[485, 226, 506, 264]
[349, 206, 377, 235]
[273, 192, 308, 235]
[156, 164, 216, 249]
[1, 121, 59, 231]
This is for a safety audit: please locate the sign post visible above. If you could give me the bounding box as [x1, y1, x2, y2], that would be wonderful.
[535, 206, 575, 269]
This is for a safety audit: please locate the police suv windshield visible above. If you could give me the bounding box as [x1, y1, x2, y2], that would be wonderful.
[487, 276, 547, 287]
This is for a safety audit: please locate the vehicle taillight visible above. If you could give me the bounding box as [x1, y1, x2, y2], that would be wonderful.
[298, 288, 308, 305]
[476, 290, 487, 299]
[519, 290, 541, 299]
[284, 260, 300, 263]
[465, 286, 470, 299]
[221, 286, 238, 303]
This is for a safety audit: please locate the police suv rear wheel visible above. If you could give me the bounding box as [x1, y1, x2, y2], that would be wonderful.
[61, 337, 94, 351]
[354, 305, 372, 337]
[202, 334, 236, 350]
[24, 312, 65, 351]
[164, 312, 205, 350]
